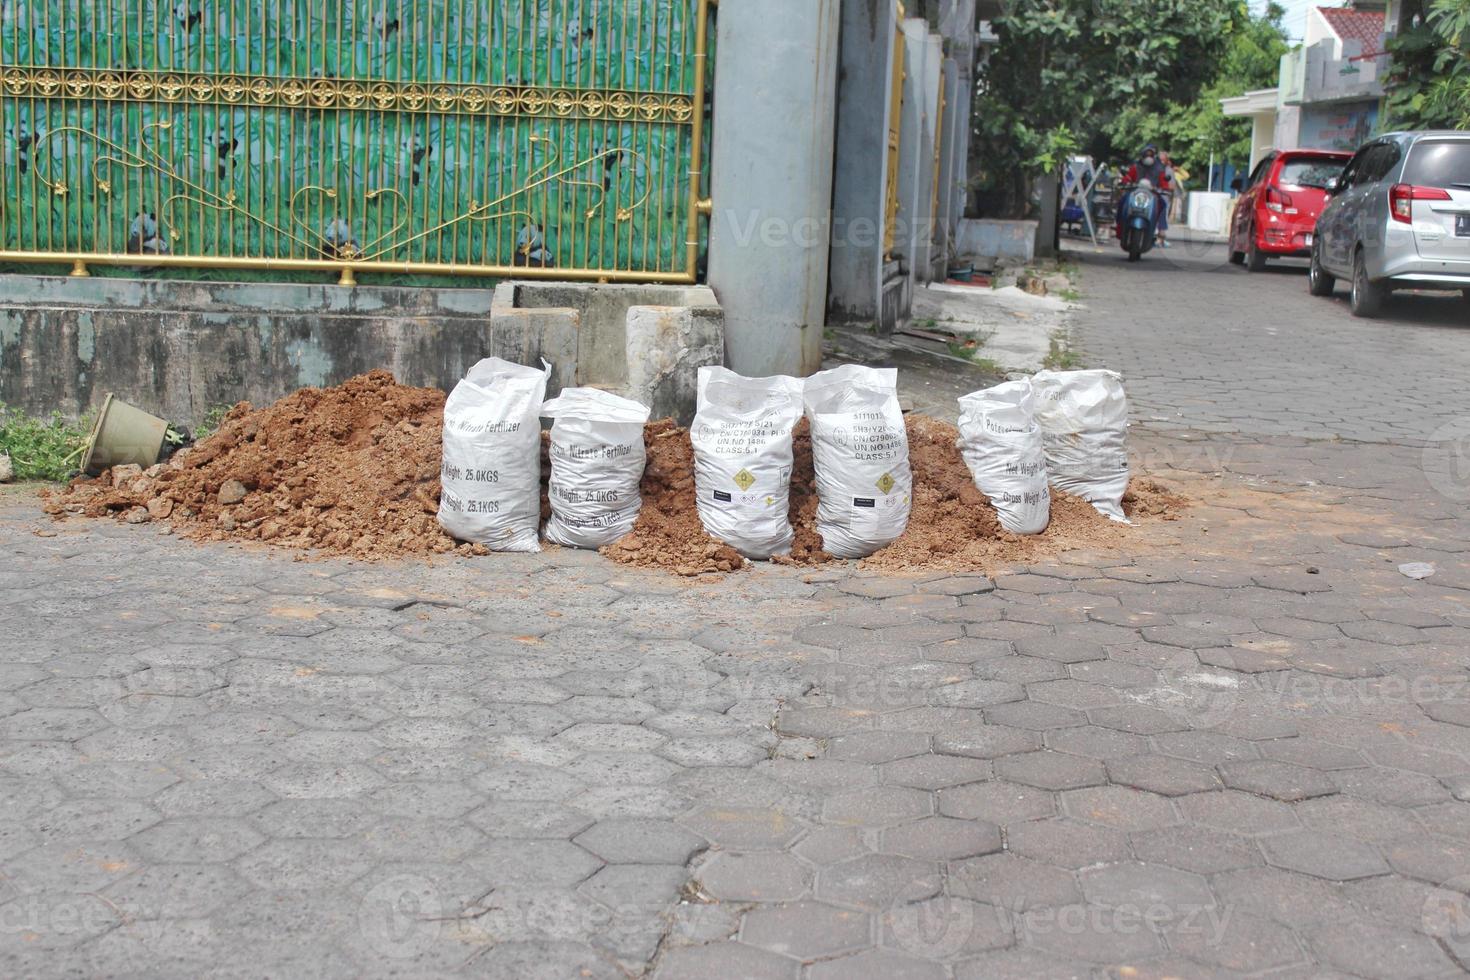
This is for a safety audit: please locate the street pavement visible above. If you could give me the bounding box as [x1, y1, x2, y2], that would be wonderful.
[4, 242, 1470, 979]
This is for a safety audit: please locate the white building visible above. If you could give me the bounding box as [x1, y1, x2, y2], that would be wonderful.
[1221, 3, 1389, 168]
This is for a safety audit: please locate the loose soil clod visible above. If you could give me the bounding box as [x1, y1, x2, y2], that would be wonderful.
[45, 371, 477, 560]
[46, 371, 1187, 572]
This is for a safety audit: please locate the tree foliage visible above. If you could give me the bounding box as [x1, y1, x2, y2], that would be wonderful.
[1386, 0, 1470, 129]
[1101, 3, 1289, 182]
[971, 0, 1248, 215]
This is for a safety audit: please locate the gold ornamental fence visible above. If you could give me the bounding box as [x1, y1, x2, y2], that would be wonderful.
[0, 0, 712, 284]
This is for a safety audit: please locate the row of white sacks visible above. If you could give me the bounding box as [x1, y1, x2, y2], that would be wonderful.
[436, 358, 1130, 558]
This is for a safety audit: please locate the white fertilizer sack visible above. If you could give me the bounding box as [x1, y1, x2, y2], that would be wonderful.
[803, 365, 912, 558]
[437, 357, 550, 551]
[541, 388, 651, 549]
[691, 366, 804, 559]
[957, 379, 1050, 535]
[1031, 368, 1130, 523]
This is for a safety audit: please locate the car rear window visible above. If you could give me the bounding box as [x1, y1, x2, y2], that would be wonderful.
[1402, 140, 1470, 188]
[1278, 157, 1347, 189]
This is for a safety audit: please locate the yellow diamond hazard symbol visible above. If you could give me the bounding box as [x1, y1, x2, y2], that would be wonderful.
[733, 468, 756, 491]
[876, 472, 895, 494]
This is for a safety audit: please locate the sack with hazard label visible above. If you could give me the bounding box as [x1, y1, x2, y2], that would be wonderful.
[803, 365, 912, 558]
[540, 387, 651, 549]
[1031, 368, 1131, 523]
[437, 357, 550, 552]
[957, 379, 1050, 535]
[691, 366, 805, 559]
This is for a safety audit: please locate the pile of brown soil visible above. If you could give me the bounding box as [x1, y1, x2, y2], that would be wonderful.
[45, 373, 1186, 573]
[44, 371, 477, 560]
[599, 419, 745, 576]
[601, 414, 1187, 576]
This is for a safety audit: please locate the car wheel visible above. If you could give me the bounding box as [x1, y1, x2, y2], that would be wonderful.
[1246, 237, 1267, 272]
[1308, 241, 1335, 297]
[1350, 248, 1384, 318]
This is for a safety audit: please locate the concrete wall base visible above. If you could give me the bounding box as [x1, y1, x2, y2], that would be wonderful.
[0, 275, 722, 427]
[493, 281, 722, 423]
[956, 219, 1039, 264]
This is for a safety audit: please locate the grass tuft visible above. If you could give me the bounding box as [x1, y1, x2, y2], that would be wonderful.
[0, 404, 90, 482]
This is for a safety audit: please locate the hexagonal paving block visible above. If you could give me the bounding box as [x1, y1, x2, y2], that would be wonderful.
[681, 806, 804, 850]
[1219, 759, 1338, 802]
[816, 854, 942, 912]
[574, 818, 706, 865]
[938, 780, 1055, 825]
[1259, 737, 1368, 771]
[1294, 794, 1422, 842]
[468, 839, 605, 888]
[949, 853, 1081, 911]
[1043, 725, 1148, 761]
[101, 862, 251, 919]
[880, 817, 1002, 861]
[653, 941, 799, 980]
[1085, 704, 1187, 736]
[468, 800, 595, 839]
[698, 851, 809, 902]
[233, 838, 377, 889]
[879, 754, 992, 791]
[823, 786, 932, 827]
[826, 731, 930, 764]
[580, 864, 688, 909]
[1129, 823, 1262, 875]
[808, 947, 946, 980]
[1017, 904, 1164, 964]
[880, 895, 1015, 959]
[1307, 921, 1458, 978]
[1382, 835, 1470, 886]
[740, 901, 872, 960]
[1078, 860, 1215, 916]
[129, 817, 265, 863]
[933, 725, 1040, 760]
[1170, 909, 1306, 973]
[1260, 830, 1388, 881]
[1153, 730, 1259, 766]
[994, 751, 1105, 791]
[1106, 754, 1221, 796]
[1177, 790, 1299, 837]
[33, 799, 162, 842]
[1060, 785, 1178, 832]
[984, 701, 1087, 732]
[1007, 817, 1129, 869]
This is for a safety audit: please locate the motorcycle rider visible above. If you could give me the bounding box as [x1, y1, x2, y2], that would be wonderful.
[1121, 144, 1172, 247]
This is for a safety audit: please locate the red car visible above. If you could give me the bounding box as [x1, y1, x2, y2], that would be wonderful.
[1229, 149, 1352, 271]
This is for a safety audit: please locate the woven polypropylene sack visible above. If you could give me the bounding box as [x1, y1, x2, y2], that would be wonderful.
[691, 366, 804, 559]
[541, 388, 650, 549]
[803, 365, 912, 558]
[957, 379, 1050, 535]
[1031, 368, 1130, 522]
[437, 358, 550, 551]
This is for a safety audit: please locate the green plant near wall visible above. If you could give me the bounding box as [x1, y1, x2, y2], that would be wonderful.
[0, 404, 90, 482]
[1386, 0, 1470, 130]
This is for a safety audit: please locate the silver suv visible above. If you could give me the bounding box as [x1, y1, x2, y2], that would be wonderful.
[1309, 131, 1470, 317]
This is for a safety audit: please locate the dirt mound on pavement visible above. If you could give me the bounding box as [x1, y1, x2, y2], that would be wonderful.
[44, 371, 476, 559]
[46, 374, 1185, 571]
[602, 414, 1186, 575]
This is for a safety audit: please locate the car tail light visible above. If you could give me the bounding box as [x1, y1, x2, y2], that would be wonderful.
[1266, 188, 1293, 214]
[1390, 183, 1452, 223]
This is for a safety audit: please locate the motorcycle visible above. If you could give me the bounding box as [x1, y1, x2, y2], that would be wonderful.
[1116, 179, 1162, 262]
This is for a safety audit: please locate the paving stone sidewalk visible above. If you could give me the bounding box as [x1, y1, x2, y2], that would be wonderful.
[3, 244, 1470, 979]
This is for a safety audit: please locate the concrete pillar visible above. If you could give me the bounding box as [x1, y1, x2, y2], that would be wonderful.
[934, 57, 961, 278]
[707, 0, 840, 377]
[896, 20, 938, 290]
[827, 0, 898, 327]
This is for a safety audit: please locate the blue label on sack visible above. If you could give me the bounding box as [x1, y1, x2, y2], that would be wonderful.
[853, 498, 875, 508]
[713, 490, 732, 502]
